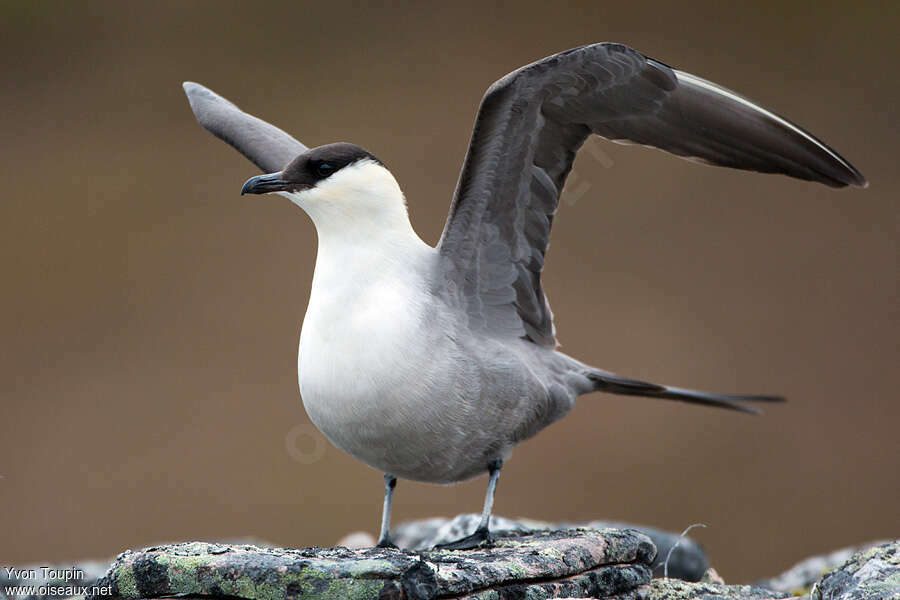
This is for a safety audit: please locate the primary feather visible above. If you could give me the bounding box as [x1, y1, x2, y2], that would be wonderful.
[437, 44, 865, 349]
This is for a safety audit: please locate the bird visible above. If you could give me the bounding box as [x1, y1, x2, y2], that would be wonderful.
[183, 43, 866, 551]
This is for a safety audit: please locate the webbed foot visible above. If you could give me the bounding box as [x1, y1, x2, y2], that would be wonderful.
[376, 536, 398, 549]
[433, 527, 494, 551]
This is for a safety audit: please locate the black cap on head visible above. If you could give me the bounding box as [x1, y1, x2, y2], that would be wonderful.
[241, 142, 383, 195]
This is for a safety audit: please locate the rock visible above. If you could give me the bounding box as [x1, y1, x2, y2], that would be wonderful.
[392, 514, 709, 582]
[699, 568, 725, 585]
[641, 578, 791, 600]
[755, 540, 889, 595]
[811, 540, 899, 600]
[9, 520, 894, 600]
[89, 528, 656, 600]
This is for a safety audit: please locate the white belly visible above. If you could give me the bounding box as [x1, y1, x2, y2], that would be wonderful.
[297, 262, 475, 481]
[299, 278, 426, 424]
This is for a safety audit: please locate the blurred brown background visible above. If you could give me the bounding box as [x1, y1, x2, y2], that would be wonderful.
[1, 0, 897, 581]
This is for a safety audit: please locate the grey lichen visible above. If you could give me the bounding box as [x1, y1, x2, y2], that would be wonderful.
[9, 529, 897, 600]
[811, 541, 899, 600]
[391, 514, 708, 582]
[642, 578, 792, 600]
[88, 529, 655, 600]
[756, 539, 890, 595]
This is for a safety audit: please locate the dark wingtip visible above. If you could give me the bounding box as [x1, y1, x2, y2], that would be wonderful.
[829, 160, 867, 189]
[736, 395, 786, 403]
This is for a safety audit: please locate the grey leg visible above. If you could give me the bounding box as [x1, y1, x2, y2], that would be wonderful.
[435, 459, 502, 550]
[376, 474, 398, 548]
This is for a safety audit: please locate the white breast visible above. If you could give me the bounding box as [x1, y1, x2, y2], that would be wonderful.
[297, 239, 453, 474]
[298, 250, 431, 409]
[281, 159, 483, 481]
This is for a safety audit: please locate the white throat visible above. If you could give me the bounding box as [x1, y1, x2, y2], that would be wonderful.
[278, 160, 434, 295]
[279, 159, 435, 353]
[279, 159, 424, 251]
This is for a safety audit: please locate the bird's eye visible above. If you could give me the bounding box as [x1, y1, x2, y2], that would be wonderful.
[316, 162, 335, 177]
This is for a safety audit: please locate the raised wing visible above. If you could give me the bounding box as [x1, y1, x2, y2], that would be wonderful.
[437, 43, 866, 347]
[182, 82, 307, 173]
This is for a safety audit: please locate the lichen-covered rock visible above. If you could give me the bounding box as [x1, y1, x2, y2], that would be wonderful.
[391, 514, 708, 582]
[756, 540, 888, 595]
[699, 568, 725, 585]
[811, 541, 899, 600]
[640, 578, 791, 600]
[89, 528, 655, 600]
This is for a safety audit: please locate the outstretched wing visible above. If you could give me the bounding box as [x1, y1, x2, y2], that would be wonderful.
[437, 43, 866, 347]
[182, 82, 307, 173]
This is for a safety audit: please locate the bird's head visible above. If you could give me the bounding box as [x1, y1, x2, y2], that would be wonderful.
[241, 142, 408, 234]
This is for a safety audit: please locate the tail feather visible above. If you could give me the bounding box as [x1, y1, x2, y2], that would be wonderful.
[587, 370, 784, 415]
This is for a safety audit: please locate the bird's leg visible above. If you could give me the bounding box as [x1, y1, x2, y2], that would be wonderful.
[435, 460, 502, 551]
[376, 474, 398, 548]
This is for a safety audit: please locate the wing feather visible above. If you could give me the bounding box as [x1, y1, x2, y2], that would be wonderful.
[182, 82, 307, 173]
[438, 43, 866, 347]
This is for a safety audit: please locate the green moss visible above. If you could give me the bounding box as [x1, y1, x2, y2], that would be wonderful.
[497, 560, 528, 578]
[166, 554, 214, 594]
[209, 573, 283, 600]
[324, 578, 384, 599]
[113, 564, 137, 598]
[269, 566, 384, 600]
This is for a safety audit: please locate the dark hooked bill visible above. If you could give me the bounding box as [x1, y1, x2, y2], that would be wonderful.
[240, 172, 290, 195]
